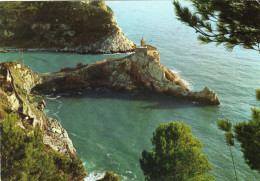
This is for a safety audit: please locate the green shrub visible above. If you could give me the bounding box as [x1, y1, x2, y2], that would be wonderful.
[90, 0, 106, 8]
[0, 109, 5, 119]
[0, 1, 116, 48]
[140, 122, 213, 181]
[97, 170, 121, 181]
[256, 89, 260, 100]
[29, 94, 43, 103]
[1, 113, 87, 180]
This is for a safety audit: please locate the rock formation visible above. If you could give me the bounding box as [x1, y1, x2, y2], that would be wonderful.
[0, 1, 135, 54]
[0, 62, 76, 158]
[35, 44, 220, 105]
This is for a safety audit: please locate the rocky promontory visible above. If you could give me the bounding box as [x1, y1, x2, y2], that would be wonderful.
[35, 43, 220, 105]
[0, 1, 135, 54]
[0, 62, 76, 158]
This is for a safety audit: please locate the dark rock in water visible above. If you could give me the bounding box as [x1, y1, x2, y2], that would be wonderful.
[35, 43, 220, 105]
[187, 86, 220, 105]
[0, 1, 135, 54]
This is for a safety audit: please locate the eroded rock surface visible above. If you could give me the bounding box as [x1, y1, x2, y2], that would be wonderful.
[74, 26, 135, 54]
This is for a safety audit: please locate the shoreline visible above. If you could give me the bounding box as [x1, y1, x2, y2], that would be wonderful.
[0, 47, 136, 55]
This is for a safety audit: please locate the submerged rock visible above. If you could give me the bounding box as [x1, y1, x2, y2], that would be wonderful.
[35, 44, 220, 105]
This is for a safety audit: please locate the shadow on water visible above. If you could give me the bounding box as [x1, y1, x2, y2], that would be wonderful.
[47, 88, 212, 110]
[28, 55, 49, 63]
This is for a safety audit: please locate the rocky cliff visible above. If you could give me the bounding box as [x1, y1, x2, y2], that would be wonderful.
[35, 45, 220, 105]
[0, 1, 135, 54]
[0, 62, 76, 158]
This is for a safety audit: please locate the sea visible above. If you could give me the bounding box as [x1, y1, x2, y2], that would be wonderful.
[0, 1, 259, 180]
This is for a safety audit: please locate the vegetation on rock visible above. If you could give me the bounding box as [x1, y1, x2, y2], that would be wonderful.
[173, 0, 260, 52]
[97, 170, 121, 181]
[0, 113, 87, 180]
[140, 122, 213, 181]
[0, 1, 118, 48]
[0, 62, 86, 180]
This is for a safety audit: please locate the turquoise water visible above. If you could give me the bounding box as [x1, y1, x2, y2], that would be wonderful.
[1, 1, 260, 180]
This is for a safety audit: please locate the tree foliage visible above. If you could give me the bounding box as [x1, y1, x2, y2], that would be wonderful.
[0, 113, 87, 180]
[97, 170, 121, 181]
[217, 119, 234, 146]
[217, 107, 260, 173]
[256, 89, 260, 100]
[217, 119, 238, 180]
[140, 121, 213, 181]
[173, 0, 260, 52]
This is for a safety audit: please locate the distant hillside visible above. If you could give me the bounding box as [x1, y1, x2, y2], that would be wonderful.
[0, 1, 135, 53]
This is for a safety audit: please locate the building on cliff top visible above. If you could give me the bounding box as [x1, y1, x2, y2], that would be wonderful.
[141, 37, 146, 46]
[135, 37, 158, 58]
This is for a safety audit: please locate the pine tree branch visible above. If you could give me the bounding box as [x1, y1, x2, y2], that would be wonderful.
[229, 146, 238, 181]
[174, 0, 260, 52]
[194, 27, 217, 37]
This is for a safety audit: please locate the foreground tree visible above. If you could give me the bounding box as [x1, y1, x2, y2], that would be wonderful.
[173, 0, 260, 52]
[140, 122, 213, 181]
[1, 113, 87, 180]
[257, 89, 260, 100]
[216, 119, 238, 180]
[217, 107, 260, 173]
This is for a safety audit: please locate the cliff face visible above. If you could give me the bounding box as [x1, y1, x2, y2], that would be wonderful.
[0, 62, 76, 158]
[0, 1, 135, 54]
[35, 45, 220, 105]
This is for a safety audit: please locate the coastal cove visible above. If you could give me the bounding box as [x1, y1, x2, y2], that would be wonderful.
[1, 1, 259, 181]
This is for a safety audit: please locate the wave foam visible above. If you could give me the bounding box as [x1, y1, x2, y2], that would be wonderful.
[46, 96, 59, 100]
[170, 69, 193, 90]
[53, 112, 61, 122]
[170, 69, 181, 75]
[70, 132, 90, 142]
[84, 171, 105, 181]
